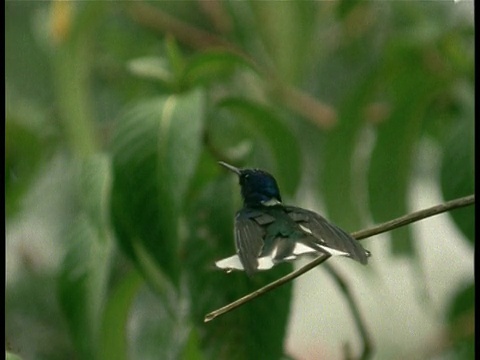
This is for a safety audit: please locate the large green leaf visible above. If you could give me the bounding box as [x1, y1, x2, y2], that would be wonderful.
[217, 97, 302, 197]
[444, 280, 475, 358]
[318, 24, 385, 232]
[58, 154, 113, 360]
[110, 89, 205, 286]
[368, 34, 448, 257]
[249, 1, 317, 84]
[181, 50, 258, 89]
[127, 56, 175, 86]
[439, 90, 474, 246]
[99, 270, 143, 360]
[6, 352, 23, 360]
[52, 1, 107, 157]
[5, 1, 54, 104]
[127, 283, 194, 360]
[335, 0, 363, 20]
[368, 112, 417, 256]
[5, 120, 45, 218]
[6, 266, 75, 359]
[321, 72, 377, 233]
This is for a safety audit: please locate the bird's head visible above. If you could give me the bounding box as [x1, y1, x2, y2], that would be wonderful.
[219, 161, 282, 207]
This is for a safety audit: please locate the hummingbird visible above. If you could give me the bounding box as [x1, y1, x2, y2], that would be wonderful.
[215, 161, 370, 275]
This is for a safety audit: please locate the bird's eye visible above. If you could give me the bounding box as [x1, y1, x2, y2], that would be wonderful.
[244, 174, 250, 179]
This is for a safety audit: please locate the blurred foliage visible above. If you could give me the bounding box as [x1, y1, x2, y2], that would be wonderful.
[5, 1, 474, 360]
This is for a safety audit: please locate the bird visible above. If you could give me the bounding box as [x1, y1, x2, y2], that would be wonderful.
[215, 161, 371, 275]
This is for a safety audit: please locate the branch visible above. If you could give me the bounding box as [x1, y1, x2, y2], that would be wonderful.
[204, 253, 331, 322]
[204, 194, 474, 322]
[352, 194, 474, 241]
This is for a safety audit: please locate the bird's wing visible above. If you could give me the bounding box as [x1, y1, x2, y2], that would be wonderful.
[234, 209, 271, 275]
[285, 206, 370, 264]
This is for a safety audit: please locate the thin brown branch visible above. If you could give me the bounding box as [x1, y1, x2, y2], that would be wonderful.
[129, 2, 232, 51]
[204, 253, 331, 322]
[204, 194, 474, 322]
[352, 194, 475, 241]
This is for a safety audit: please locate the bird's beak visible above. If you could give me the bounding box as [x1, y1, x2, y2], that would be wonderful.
[218, 161, 241, 175]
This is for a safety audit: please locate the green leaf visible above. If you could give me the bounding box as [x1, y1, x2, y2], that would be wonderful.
[335, 0, 363, 20]
[6, 1, 54, 104]
[368, 38, 446, 257]
[99, 270, 143, 360]
[58, 155, 113, 360]
[6, 268, 74, 359]
[217, 97, 302, 197]
[440, 93, 474, 246]
[5, 120, 44, 218]
[6, 352, 23, 360]
[368, 110, 419, 256]
[127, 56, 174, 85]
[52, 1, 107, 157]
[447, 280, 474, 325]
[444, 280, 474, 358]
[314, 15, 385, 232]
[181, 50, 257, 89]
[78, 154, 113, 232]
[111, 89, 205, 286]
[181, 327, 204, 360]
[165, 35, 186, 82]
[127, 283, 193, 360]
[322, 72, 378, 232]
[249, 1, 317, 83]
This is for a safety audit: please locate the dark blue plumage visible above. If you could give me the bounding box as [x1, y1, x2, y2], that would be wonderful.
[218, 162, 282, 207]
[215, 161, 371, 275]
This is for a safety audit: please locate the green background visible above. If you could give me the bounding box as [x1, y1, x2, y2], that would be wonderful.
[6, 1, 474, 359]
